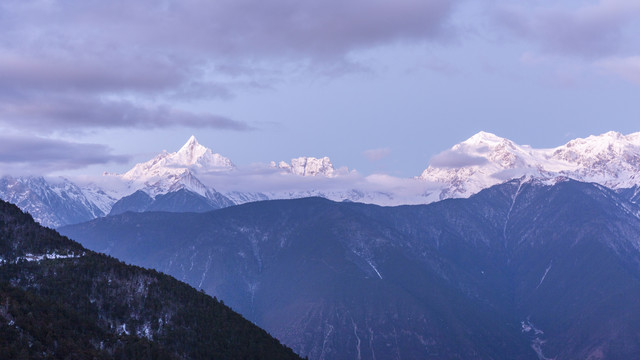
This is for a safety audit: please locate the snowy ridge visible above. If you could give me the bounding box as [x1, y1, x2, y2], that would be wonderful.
[253, 188, 401, 206]
[122, 135, 235, 181]
[120, 135, 235, 197]
[0, 176, 108, 228]
[271, 157, 337, 177]
[4, 131, 640, 228]
[105, 136, 237, 212]
[420, 131, 640, 200]
[79, 184, 119, 215]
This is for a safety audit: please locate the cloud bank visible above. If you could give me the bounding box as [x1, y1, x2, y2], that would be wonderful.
[0, 0, 459, 133]
[429, 149, 488, 168]
[493, 0, 640, 58]
[0, 136, 130, 175]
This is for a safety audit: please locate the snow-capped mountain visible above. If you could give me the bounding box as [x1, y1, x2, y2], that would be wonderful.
[271, 157, 336, 177]
[0, 176, 110, 228]
[112, 137, 363, 214]
[420, 131, 640, 200]
[108, 136, 236, 214]
[5, 131, 640, 228]
[120, 135, 235, 196]
[550, 131, 640, 187]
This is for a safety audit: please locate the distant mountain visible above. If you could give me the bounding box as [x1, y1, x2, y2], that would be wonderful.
[0, 176, 114, 228]
[270, 156, 337, 177]
[108, 135, 235, 214]
[109, 172, 234, 216]
[420, 131, 640, 200]
[7, 131, 640, 227]
[109, 137, 371, 213]
[0, 199, 302, 360]
[119, 135, 235, 196]
[61, 178, 640, 359]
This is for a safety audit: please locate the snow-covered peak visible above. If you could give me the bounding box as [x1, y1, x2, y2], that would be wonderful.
[419, 133, 541, 199]
[273, 156, 336, 177]
[461, 131, 509, 146]
[122, 136, 235, 180]
[118, 136, 235, 196]
[419, 131, 640, 200]
[170, 135, 235, 170]
[552, 131, 636, 164]
[548, 131, 640, 188]
[175, 135, 208, 165]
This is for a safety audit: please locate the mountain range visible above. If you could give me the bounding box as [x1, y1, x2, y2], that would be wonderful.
[420, 131, 640, 199]
[6, 129, 640, 358]
[4, 131, 640, 227]
[60, 178, 640, 359]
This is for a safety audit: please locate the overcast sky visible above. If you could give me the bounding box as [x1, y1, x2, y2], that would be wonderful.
[1, 0, 639, 177]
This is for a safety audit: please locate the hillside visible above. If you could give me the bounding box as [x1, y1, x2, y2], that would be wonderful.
[0, 200, 302, 360]
[61, 179, 640, 359]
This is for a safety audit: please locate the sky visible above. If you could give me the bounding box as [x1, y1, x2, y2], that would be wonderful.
[1, 0, 639, 178]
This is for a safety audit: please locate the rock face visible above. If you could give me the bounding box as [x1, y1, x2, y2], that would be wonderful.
[61, 178, 640, 360]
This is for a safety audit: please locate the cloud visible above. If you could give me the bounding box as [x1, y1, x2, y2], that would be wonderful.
[0, 97, 252, 132]
[193, 164, 443, 206]
[596, 56, 640, 84]
[493, 0, 640, 58]
[0, 52, 185, 93]
[0, 0, 460, 131]
[363, 147, 391, 161]
[0, 136, 130, 175]
[429, 149, 488, 168]
[1, 0, 457, 59]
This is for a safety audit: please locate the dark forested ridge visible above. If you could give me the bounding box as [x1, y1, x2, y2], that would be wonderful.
[0, 200, 302, 360]
[62, 179, 640, 360]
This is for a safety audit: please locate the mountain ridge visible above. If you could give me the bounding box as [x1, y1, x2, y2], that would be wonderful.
[421, 130, 640, 199]
[4, 131, 640, 227]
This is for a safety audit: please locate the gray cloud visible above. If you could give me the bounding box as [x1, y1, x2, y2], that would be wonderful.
[0, 53, 185, 93]
[1, 0, 456, 59]
[597, 56, 640, 84]
[0, 136, 130, 175]
[0, 0, 459, 131]
[429, 149, 488, 168]
[195, 165, 440, 206]
[493, 1, 640, 58]
[0, 96, 251, 132]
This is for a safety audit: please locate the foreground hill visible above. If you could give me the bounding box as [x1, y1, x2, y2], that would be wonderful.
[62, 178, 640, 359]
[0, 200, 302, 360]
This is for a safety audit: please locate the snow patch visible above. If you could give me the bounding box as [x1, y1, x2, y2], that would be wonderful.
[351, 318, 362, 360]
[5, 252, 85, 264]
[536, 262, 552, 290]
[367, 260, 383, 279]
[118, 323, 130, 336]
[198, 251, 213, 289]
[521, 319, 552, 360]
